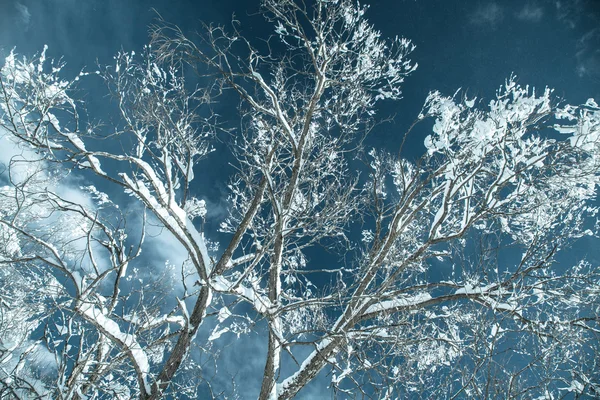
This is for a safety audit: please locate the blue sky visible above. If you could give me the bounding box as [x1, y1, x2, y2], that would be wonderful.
[2, 0, 598, 98]
[3, 0, 597, 207]
[2, 0, 599, 158]
[1, 0, 600, 397]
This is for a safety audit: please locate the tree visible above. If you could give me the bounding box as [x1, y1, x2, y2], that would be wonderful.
[1, 0, 599, 398]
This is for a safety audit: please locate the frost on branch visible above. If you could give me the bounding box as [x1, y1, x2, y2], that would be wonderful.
[183, 197, 207, 221]
[420, 78, 600, 244]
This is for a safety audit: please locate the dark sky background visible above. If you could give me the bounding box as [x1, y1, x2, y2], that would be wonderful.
[3, 0, 599, 208]
[1, 1, 600, 397]
[2, 0, 599, 153]
[2, 0, 599, 106]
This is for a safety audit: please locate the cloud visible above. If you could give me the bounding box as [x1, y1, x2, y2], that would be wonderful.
[555, 0, 580, 28]
[469, 3, 504, 28]
[191, 321, 334, 399]
[555, 0, 600, 29]
[516, 2, 544, 22]
[0, 129, 41, 186]
[14, 2, 31, 30]
[575, 28, 600, 81]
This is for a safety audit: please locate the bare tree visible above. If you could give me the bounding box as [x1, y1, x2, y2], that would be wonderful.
[1, 0, 599, 399]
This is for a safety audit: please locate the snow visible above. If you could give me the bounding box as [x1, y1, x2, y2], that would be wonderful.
[225, 254, 255, 269]
[79, 302, 151, 394]
[561, 380, 584, 394]
[489, 324, 501, 338]
[211, 276, 271, 314]
[430, 180, 452, 238]
[208, 326, 230, 341]
[183, 197, 206, 220]
[45, 112, 62, 132]
[331, 367, 352, 385]
[217, 306, 232, 323]
[454, 283, 496, 295]
[493, 302, 517, 312]
[365, 293, 432, 314]
[66, 133, 87, 152]
[138, 314, 186, 330]
[185, 219, 211, 275]
[177, 297, 190, 328]
[0, 221, 20, 261]
[86, 155, 104, 174]
[71, 271, 83, 292]
[278, 338, 333, 396]
[37, 45, 48, 72]
[121, 171, 211, 276]
[210, 275, 230, 292]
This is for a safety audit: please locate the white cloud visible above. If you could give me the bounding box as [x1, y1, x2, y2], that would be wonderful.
[469, 3, 504, 28]
[555, 0, 577, 28]
[0, 133, 15, 182]
[575, 28, 600, 80]
[554, 0, 600, 29]
[516, 3, 544, 22]
[190, 321, 334, 399]
[0, 128, 40, 185]
[14, 2, 31, 30]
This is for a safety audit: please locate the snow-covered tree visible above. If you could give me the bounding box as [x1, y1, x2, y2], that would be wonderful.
[1, 0, 599, 399]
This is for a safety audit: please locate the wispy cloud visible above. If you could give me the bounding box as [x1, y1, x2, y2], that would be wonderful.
[469, 3, 504, 28]
[516, 2, 544, 22]
[575, 28, 600, 81]
[14, 2, 31, 30]
[193, 324, 334, 399]
[555, 0, 579, 28]
[555, 0, 600, 29]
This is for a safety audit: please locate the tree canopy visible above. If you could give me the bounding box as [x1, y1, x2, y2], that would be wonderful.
[1, 0, 599, 399]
